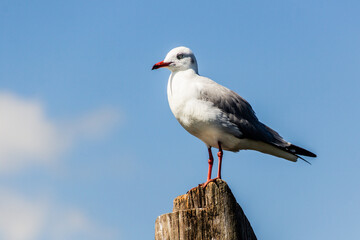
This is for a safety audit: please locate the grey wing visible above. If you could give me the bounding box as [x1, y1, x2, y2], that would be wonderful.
[199, 83, 289, 148]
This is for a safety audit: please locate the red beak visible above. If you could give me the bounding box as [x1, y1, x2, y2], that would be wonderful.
[152, 61, 171, 70]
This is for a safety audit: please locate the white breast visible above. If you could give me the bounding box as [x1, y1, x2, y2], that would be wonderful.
[167, 70, 242, 150]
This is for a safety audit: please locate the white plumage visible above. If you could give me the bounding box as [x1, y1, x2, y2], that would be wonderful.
[152, 46, 316, 184]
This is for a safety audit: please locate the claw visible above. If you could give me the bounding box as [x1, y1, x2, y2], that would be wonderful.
[202, 177, 220, 188]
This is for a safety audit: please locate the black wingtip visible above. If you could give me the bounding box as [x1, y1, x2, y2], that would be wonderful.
[289, 144, 317, 158]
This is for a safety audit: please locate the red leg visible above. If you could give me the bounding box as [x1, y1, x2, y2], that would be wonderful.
[207, 147, 214, 181]
[202, 142, 223, 188]
[217, 142, 223, 179]
[189, 147, 214, 192]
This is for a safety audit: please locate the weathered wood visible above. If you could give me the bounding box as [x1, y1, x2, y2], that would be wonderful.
[155, 179, 257, 240]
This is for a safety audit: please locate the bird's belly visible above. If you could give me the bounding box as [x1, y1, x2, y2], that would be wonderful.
[191, 125, 242, 151]
[185, 122, 260, 152]
[187, 123, 283, 156]
[171, 99, 245, 151]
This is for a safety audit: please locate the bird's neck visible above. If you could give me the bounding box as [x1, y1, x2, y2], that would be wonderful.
[170, 68, 198, 80]
[167, 69, 199, 111]
[168, 69, 198, 93]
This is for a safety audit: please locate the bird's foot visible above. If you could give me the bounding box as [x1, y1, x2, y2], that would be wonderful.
[202, 177, 220, 188]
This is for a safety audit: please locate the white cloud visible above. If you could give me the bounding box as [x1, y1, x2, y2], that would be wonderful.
[0, 190, 118, 240]
[0, 92, 121, 173]
[0, 92, 122, 239]
[0, 190, 45, 240]
[47, 208, 118, 240]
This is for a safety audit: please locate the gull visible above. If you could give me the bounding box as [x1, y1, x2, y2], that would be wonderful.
[152, 46, 316, 186]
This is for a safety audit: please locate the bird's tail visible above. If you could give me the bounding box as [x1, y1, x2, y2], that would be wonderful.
[285, 144, 316, 165]
[287, 144, 317, 158]
[268, 143, 316, 164]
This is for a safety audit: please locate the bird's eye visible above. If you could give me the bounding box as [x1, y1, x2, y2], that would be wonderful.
[177, 54, 184, 60]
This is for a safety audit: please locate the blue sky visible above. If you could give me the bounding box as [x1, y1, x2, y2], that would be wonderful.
[1, 0, 360, 239]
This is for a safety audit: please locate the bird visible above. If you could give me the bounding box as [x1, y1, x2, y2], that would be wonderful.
[152, 46, 316, 187]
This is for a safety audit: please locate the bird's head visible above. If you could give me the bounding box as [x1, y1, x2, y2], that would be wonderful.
[152, 46, 198, 73]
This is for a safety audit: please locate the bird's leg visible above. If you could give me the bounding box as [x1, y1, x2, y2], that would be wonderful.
[188, 147, 214, 192]
[207, 147, 214, 181]
[217, 142, 223, 179]
[202, 143, 223, 188]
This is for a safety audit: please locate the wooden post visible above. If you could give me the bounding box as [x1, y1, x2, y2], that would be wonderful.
[155, 179, 257, 240]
